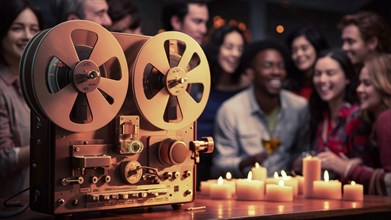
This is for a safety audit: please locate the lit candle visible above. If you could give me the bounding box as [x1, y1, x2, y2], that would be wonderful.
[236, 171, 264, 201]
[200, 179, 216, 195]
[265, 172, 280, 185]
[313, 170, 342, 200]
[280, 170, 299, 197]
[343, 181, 363, 201]
[265, 171, 298, 197]
[303, 156, 321, 198]
[251, 162, 267, 181]
[210, 176, 232, 199]
[266, 180, 293, 202]
[225, 172, 236, 196]
[294, 175, 304, 194]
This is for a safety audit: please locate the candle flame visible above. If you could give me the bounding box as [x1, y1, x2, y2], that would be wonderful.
[247, 171, 253, 180]
[217, 176, 224, 185]
[274, 172, 279, 179]
[226, 172, 232, 180]
[351, 181, 356, 185]
[255, 162, 260, 168]
[278, 180, 284, 186]
[281, 170, 287, 178]
[324, 170, 329, 182]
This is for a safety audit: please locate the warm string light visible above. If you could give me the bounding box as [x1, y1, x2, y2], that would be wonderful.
[209, 16, 251, 43]
[212, 16, 247, 32]
[276, 25, 285, 33]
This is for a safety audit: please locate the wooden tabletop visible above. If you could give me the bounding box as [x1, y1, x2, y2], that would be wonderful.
[3, 194, 391, 219]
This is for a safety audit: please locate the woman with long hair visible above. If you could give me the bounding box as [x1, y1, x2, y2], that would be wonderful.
[285, 26, 329, 99]
[196, 23, 250, 188]
[0, 0, 43, 198]
[347, 54, 391, 195]
[309, 48, 368, 180]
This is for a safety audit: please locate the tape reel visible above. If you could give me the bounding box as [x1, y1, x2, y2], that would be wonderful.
[21, 21, 210, 132]
[21, 20, 129, 132]
[133, 31, 210, 130]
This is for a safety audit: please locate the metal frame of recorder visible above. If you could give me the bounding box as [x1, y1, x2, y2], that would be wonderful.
[20, 20, 213, 215]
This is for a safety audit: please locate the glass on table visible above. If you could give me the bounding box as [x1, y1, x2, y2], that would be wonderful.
[262, 136, 281, 154]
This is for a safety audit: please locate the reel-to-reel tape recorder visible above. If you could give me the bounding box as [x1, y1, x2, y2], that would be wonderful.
[20, 20, 214, 215]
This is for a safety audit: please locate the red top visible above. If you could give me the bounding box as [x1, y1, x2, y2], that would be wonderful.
[294, 85, 313, 100]
[314, 104, 368, 158]
[349, 108, 391, 194]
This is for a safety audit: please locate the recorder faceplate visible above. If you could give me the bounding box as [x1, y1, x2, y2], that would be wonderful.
[20, 20, 213, 215]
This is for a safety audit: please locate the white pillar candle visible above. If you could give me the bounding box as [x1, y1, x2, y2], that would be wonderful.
[265, 171, 298, 197]
[225, 172, 236, 196]
[251, 162, 267, 181]
[280, 170, 299, 197]
[200, 179, 216, 195]
[265, 172, 280, 185]
[343, 181, 363, 201]
[236, 171, 265, 201]
[210, 176, 232, 200]
[294, 175, 304, 194]
[313, 170, 342, 200]
[266, 180, 293, 202]
[303, 156, 321, 198]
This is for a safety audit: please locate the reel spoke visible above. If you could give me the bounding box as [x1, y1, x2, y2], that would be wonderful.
[144, 41, 171, 75]
[98, 77, 124, 100]
[44, 30, 79, 68]
[45, 84, 78, 118]
[176, 91, 198, 121]
[147, 88, 170, 120]
[89, 37, 115, 67]
[87, 89, 114, 118]
[177, 47, 194, 70]
[185, 60, 209, 84]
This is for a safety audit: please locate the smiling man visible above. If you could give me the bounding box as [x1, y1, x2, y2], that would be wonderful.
[210, 39, 310, 178]
[338, 11, 391, 68]
[162, 0, 209, 45]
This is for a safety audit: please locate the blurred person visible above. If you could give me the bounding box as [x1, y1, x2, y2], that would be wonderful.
[108, 0, 142, 34]
[338, 11, 391, 69]
[309, 48, 368, 180]
[55, 0, 112, 28]
[346, 54, 391, 195]
[162, 0, 209, 45]
[196, 23, 250, 187]
[0, 0, 43, 198]
[285, 26, 329, 99]
[211, 39, 309, 178]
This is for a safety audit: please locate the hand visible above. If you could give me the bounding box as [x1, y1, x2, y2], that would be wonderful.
[317, 151, 349, 175]
[239, 152, 268, 175]
[317, 150, 362, 176]
[291, 156, 303, 175]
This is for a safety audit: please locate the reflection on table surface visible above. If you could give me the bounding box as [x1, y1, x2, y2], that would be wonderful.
[1, 194, 391, 219]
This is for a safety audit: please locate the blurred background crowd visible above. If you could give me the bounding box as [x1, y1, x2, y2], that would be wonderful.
[1, 0, 391, 200]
